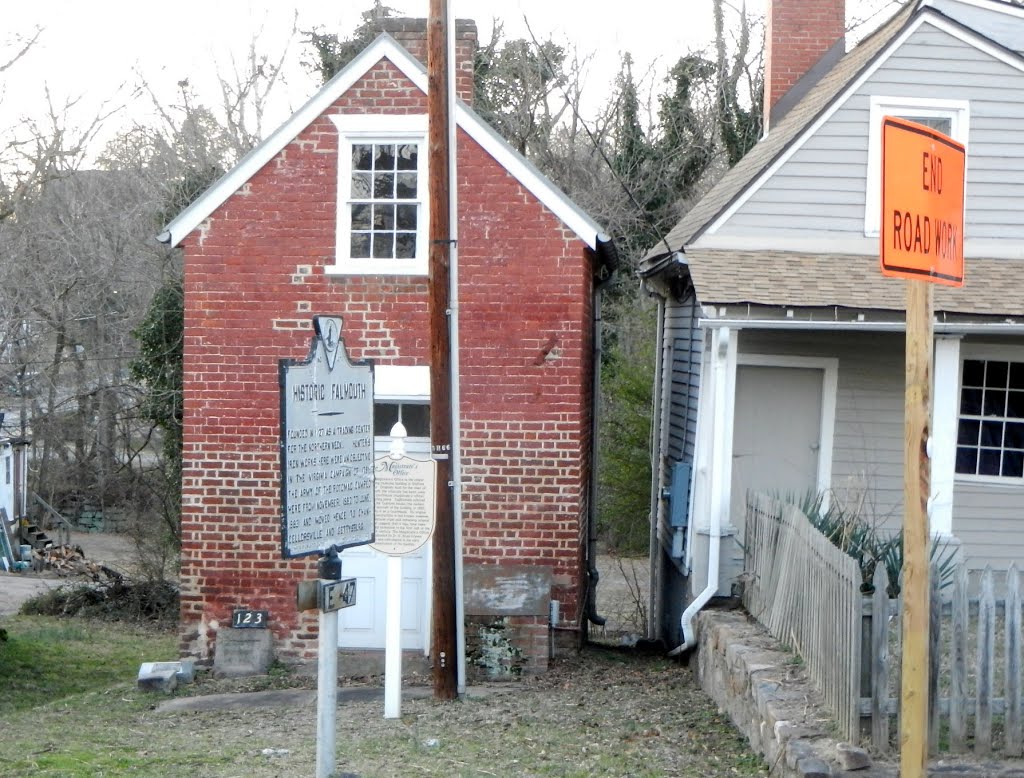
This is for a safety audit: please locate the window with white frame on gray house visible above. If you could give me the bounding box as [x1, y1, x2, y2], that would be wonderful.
[956, 358, 1024, 478]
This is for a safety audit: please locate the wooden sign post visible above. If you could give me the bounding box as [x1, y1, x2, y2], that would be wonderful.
[880, 116, 965, 777]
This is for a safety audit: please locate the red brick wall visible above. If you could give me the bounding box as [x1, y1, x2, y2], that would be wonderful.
[764, 0, 845, 116]
[178, 55, 594, 665]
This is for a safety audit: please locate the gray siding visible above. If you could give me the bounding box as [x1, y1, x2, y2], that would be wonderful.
[665, 296, 702, 464]
[722, 21, 1024, 244]
[953, 482, 1024, 575]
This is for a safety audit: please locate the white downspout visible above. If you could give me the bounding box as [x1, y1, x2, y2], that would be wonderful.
[447, 8, 467, 696]
[668, 326, 731, 656]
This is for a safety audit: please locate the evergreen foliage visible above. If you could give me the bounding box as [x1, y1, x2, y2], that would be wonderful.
[597, 307, 656, 555]
[129, 278, 184, 539]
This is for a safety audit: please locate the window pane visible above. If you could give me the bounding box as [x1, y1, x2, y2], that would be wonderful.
[374, 403, 399, 436]
[396, 172, 418, 198]
[957, 419, 980, 446]
[352, 144, 373, 170]
[375, 144, 396, 171]
[1009, 391, 1024, 420]
[979, 448, 1002, 476]
[1003, 449, 1024, 478]
[374, 203, 395, 230]
[395, 233, 416, 258]
[984, 389, 1007, 417]
[396, 144, 418, 169]
[981, 420, 1004, 447]
[988, 361, 1009, 389]
[962, 359, 985, 387]
[372, 233, 394, 258]
[351, 204, 372, 230]
[373, 172, 395, 199]
[403, 404, 430, 437]
[350, 232, 371, 258]
[396, 204, 417, 230]
[1011, 363, 1024, 390]
[1008, 421, 1024, 450]
[351, 172, 371, 199]
[956, 446, 978, 474]
[960, 387, 982, 415]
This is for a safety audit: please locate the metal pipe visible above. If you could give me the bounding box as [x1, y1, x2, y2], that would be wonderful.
[668, 327, 730, 656]
[585, 236, 617, 628]
[446, 5, 467, 697]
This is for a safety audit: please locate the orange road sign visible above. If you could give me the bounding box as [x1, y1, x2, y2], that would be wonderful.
[880, 116, 965, 287]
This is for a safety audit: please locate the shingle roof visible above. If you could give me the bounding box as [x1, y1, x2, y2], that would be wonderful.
[687, 249, 1024, 316]
[642, 2, 916, 264]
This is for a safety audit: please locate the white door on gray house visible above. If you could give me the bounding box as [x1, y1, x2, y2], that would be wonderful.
[731, 364, 824, 518]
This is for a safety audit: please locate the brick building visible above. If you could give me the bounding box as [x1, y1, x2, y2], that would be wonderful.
[159, 20, 616, 674]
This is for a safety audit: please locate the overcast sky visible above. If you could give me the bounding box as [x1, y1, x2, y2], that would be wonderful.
[1, 1, 736, 154]
[2, 0, 899, 162]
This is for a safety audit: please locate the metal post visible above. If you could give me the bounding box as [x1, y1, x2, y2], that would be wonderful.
[316, 549, 343, 778]
[384, 554, 403, 718]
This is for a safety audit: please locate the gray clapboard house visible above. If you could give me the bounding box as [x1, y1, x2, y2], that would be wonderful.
[641, 0, 1024, 649]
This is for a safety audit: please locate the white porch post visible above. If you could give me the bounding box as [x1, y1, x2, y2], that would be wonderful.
[930, 335, 961, 537]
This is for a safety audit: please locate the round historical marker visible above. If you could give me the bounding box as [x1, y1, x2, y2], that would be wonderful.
[370, 455, 436, 555]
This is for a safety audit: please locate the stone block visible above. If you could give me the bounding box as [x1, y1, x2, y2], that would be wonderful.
[796, 756, 832, 777]
[835, 742, 871, 771]
[137, 663, 178, 693]
[214, 628, 273, 677]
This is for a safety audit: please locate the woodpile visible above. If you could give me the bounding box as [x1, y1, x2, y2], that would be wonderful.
[33, 544, 124, 582]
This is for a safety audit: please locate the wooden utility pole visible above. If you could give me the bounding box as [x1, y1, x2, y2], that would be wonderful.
[426, 0, 458, 700]
[900, 279, 934, 776]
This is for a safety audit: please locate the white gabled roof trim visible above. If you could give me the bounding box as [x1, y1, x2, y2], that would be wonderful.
[697, 9, 1024, 243]
[159, 34, 601, 250]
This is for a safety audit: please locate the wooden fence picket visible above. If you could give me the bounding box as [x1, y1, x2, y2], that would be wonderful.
[928, 570, 941, 755]
[976, 567, 995, 755]
[949, 564, 968, 752]
[871, 564, 890, 751]
[1006, 563, 1022, 756]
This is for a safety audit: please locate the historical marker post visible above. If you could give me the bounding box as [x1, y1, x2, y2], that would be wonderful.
[280, 315, 374, 778]
[880, 116, 965, 778]
[371, 454, 437, 718]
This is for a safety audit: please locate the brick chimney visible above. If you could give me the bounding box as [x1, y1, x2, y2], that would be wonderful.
[380, 18, 478, 105]
[763, 0, 845, 130]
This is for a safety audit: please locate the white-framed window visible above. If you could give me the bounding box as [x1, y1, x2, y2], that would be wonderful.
[864, 96, 969, 236]
[327, 114, 429, 276]
[956, 353, 1024, 481]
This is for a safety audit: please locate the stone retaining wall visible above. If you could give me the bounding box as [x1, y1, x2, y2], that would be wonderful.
[694, 608, 895, 777]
